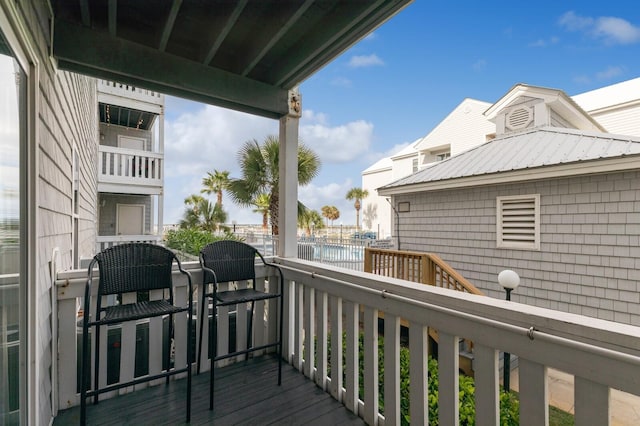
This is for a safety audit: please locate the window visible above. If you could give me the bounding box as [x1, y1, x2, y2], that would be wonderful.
[497, 194, 540, 250]
[412, 158, 418, 173]
[0, 31, 27, 422]
[435, 152, 450, 161]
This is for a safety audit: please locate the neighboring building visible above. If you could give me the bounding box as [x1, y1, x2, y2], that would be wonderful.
[378, 83, 640, 326]
[95, 81, 165, 255]
[364, 77, 640, 242]
[362, 98, 494, 238]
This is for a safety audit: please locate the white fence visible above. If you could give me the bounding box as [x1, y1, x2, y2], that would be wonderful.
[98, 146, 163, 189]
[55, 259, 640, 424]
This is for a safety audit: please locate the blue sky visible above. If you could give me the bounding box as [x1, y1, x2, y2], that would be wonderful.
[163, 2, 640, 225]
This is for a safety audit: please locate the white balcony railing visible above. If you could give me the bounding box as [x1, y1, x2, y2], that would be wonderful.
[95, 235, 162, 253]
[97, 80, 163, 106]
[98, 146, 162, 192]
[55, 259, 640, 424]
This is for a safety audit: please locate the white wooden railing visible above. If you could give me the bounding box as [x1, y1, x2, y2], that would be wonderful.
[95, 235, 162, 253]
[97, 80, 163, 105]
[55, 259, 640, 425]
[98, 146, 163, 189]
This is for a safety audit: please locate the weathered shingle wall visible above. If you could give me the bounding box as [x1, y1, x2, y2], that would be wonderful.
[396, 170, 640, 326]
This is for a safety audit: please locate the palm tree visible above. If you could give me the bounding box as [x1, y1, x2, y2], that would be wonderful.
[227, 135, 320, 235]
[201, 169, 230, 207]
[345, 187, 369, 231]
[321, 205, 340, 226]
[179, 194, 227, 232]
[299, 209, 324, 236]
[252, 193, 270, 231]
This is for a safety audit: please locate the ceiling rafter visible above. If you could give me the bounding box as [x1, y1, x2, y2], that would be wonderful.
[203, 0, 248, 66]
[158, 0, 182, 52]
[79, 0, 90, 27]
[108, 0, 117, 36]
[275, 0, 386, 86]
[54, 20, 289, 118]
[241, 0, 314, 77]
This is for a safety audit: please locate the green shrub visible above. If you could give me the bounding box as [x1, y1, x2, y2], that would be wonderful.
[164, 227, 241, 256]
[325, 332, 519, 425]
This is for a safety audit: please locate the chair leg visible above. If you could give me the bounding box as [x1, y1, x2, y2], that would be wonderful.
[187, 309, 192, 423]
[197, 289, 207, 375]
[246, 301, 255, 361]
[166, 314, 173, 385]
[209, 300, 217, 410]
[93, 324, 101, 405]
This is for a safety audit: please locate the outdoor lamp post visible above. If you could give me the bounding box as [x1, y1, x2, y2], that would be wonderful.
[498, 269, 520, 392]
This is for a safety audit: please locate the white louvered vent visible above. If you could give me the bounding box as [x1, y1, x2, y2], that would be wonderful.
[497, 194, 540, 250]
[506, 106, 533, 131]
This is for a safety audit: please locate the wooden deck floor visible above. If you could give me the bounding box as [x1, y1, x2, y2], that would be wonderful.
[54, 355, 365, 425]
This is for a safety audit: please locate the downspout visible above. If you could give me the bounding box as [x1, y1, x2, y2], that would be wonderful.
[49, 247, 60, 419]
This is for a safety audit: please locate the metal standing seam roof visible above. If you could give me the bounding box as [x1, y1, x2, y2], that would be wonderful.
[380, 127, 640, 190]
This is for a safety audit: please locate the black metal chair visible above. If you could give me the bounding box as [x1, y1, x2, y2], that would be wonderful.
[80, 243, 193, 425]
[196, 240, 283, 410]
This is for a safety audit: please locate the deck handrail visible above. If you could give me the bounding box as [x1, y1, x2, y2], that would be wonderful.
[55, 259, 640, 425]
[364, 247, 483, 295]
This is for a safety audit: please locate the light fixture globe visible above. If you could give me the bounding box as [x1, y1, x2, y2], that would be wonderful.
[498, 269, 520, 290]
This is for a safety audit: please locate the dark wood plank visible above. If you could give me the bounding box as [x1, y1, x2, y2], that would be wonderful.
[53, 355, 365, 426]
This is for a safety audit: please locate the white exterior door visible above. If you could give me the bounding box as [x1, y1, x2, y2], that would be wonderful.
[116, 204, 145, 235]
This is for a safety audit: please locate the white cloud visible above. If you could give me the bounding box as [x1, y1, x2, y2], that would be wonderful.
[330, 77, 352, 88]
[301, 119, 374, 163]
[529, 36, 559, 47]
[559, 11, 640, 44]
[348, 54, 384, 68]
[163, 101, 375, 223]
[298, 179, 359, 225]
[595, 65, 624, 80]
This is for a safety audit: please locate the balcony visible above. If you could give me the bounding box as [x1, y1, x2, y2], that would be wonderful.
[97, 80, 164, 113]
[97, 146, 163, 195]
[53, 258, 640, 425]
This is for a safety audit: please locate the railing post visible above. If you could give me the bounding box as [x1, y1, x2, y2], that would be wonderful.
[364, 247, 372, 273]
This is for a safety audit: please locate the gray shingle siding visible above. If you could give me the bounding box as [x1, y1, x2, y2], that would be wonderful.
[396, 170, 640, 325]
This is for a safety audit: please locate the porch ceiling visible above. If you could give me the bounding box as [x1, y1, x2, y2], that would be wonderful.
[51, 0, 411, 119]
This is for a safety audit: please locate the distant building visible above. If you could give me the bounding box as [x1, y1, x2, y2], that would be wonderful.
[378, 82, 640, 326]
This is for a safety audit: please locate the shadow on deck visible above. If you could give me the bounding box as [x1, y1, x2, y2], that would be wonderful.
[54, 355, 364, 425]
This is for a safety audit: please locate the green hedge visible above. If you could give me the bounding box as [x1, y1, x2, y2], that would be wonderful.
[164, 227, 242, 256]
[326, 333, 519, 425]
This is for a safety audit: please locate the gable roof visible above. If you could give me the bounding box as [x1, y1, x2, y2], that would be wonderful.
[378, 127, 640, 195]
[573, 77, 640, 113]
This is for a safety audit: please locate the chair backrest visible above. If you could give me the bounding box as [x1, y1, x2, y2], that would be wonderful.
[93, 243, 177, 296]
[200, 240, 259, 284]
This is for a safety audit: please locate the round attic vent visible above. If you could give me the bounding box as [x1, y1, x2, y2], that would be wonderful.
[506, 106, 533, 130]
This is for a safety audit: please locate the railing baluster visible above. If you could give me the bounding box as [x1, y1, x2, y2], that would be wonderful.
[316, 290, 328, 390]
[473, 344, 500, 426]
[119, 293, 137, 394]
[57, 297, 78, 409]
[438, 332, 460, 425]
[148, 289, 164, 385]
[303, 286, 315, 380]
[281, 279, 293, 364]
[173, 278, 188, 379]
[384, 313, 401, 425]
[216, 282, 230, 367]
[344, 300, 359, 414]
[363, 306, 379, 425]
[409, 322, 429, 425]
[519, 358, 549, 426]
[293, 282, 304, 370]
[329, 295, 343, 401]
[575, 376, 610, 425]
[235, 279, 248, 362]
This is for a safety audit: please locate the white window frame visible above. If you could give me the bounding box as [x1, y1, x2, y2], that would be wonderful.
[496, 194, 540, 250]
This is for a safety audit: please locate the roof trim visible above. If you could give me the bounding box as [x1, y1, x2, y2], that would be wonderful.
[378, 154, 640, 195]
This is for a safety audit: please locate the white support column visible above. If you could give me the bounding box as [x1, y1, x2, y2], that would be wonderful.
[277, 89, 301, 258]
